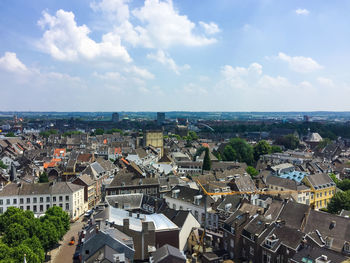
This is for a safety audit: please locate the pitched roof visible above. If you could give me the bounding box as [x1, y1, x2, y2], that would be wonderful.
[305, 173, 335, 189]
[151, 244, 185, 263]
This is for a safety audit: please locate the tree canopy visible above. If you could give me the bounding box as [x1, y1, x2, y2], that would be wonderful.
[246, 166, 259, 178]
[253, 140, 271, 161]
[222, 138, 254, 165]
[275, 134, 299, 150]
[0, 206, 70, 262]
[0, 161, 7, 170]
[327, 190, 350, 214]
[39, 172, 49, 183]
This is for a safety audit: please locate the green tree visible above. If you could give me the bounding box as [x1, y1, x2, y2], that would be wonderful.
[44, 206, 70, 232]
[0, 160, 7, 169]
[271, 145, 282, 153]
[202, 147, 211, 171]
[0, 242, 14, 262]
[337, 179, 350, 191]
[3, 223, 29, 247]
[327, 190, 350, 214]
[39, 172, 49, 183]
[5, 132, 16, 137]
[12, 244, 41, 263]
[37, 220, 59, 251]
[253, 140, 271, 161]
[329, 173, 339, 185]
[223, 138, 254, 165]
[246, 166, 259, 178]
[275, 134, 299, 150]
[188, 131, 199, 141]
[95, 128, 104, 135]
[23, 237, 45, 263]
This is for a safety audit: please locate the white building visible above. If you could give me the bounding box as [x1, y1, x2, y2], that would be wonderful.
[0, 182, 85, 220]
[163, 185, 218, 230]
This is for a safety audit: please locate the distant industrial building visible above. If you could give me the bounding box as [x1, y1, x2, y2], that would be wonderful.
[112, 112, 119, 122]
[157, 112, 165, 125]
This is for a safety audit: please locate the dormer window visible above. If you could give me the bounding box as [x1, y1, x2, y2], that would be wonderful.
[194, 195, 202, 205]
[265, 234, 278, 248]
[172, 189, 180, 198]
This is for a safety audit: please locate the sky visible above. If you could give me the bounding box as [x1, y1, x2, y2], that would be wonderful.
[1, 0, 350, 112]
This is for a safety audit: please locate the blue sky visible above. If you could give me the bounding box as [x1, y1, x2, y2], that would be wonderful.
[0, 0, 350, 111]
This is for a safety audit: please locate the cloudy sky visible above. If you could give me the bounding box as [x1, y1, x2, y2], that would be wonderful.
[1, 0, 350, 111]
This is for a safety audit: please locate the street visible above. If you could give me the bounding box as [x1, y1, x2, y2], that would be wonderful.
[48, 218, 85, 263]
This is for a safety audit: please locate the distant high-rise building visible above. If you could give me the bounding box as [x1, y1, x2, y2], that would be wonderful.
[112, 112, 119, 122]
[157, 112, 165, 125]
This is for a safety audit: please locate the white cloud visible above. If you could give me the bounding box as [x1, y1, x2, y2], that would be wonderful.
[0, 52, 28, 73]
[123, 65, 155, 79]
[37, 9, 131, 62]
[199, 21, 221, 35]
[182, 83, 207, 94]
[300, 81, 313, 89]
[277, 52, 323, 73]
[147, 50, 190, 75]
[109, 0, 217, 48]
[90, 0, 130, 23]
[295, 8, 309, 16]
[317, 77, 334, 87]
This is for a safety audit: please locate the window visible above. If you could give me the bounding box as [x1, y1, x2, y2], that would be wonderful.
[13, 199, 17, 205]
[40, 197, 43, 203]
[267, 253, 271, 263]
[40, 205, 43, 212]
[27, 198, 30, 203]
[46, 197, 50, 203]
[6, 199, 10, 205]
[344, 243, 350, 252]
[20, 206, 24, 210]
[20, 198, 23, 204]
[26, 206, 30, 210]
[59, 203, 63, 208]
[320, 193, 322, 198]
[0, 200, 3, 205]
[65, 203, 69, 210]
[316, 193, 319, 198]
[0, 208, 3, 214]
[65, 196, 69, 201]
[59, 196, 63, 202]
[53, 196, 56, 202]
[46, 204, 50, 210]
[33, 205, 37, 212]
[33, 197, 37, 203]
[325, 191, 327, 197]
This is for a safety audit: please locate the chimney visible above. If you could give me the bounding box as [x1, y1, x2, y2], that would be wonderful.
[123, 218, 130, 231]
[142, 221, 149, 233]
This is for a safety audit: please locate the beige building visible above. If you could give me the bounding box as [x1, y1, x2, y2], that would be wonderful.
[144, 130, 163, 156]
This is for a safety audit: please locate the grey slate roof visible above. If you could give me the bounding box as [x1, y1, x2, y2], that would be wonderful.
[305, 173, 335, 189]
[151, 244, 185, 263]
[291, 244, 348, 263]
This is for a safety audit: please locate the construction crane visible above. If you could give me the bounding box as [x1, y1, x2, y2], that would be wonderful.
[194, 179, 315, 259]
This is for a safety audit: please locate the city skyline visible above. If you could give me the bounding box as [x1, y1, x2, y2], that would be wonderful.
[1, 0, 350, 111]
